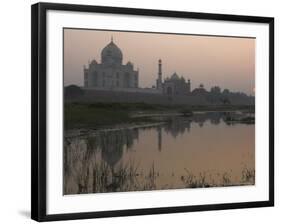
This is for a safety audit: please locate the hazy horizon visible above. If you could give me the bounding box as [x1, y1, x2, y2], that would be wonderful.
[64, 28, 255, 95]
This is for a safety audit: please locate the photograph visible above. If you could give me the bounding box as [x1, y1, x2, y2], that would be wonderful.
[31, 2, 274, 221]
[63, 29, 256, 195]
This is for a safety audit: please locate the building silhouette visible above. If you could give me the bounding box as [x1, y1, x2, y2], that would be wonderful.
[79, 37, 254, 106]
[84, 37, 139, 89]
[83, 37, 192, 95]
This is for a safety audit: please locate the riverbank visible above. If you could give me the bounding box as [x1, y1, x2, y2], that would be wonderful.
[65, 102, 255, 129]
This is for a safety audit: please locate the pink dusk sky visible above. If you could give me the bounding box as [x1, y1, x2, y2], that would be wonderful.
[64, 28, 255, 95]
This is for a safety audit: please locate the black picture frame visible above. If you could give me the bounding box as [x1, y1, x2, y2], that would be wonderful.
[31, 2, 274, 222]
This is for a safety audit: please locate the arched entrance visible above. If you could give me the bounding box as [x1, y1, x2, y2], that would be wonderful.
[167, 86, 172, 95]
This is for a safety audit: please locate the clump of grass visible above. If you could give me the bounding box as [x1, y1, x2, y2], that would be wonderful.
[241, 167, 255, 184]
[221, 172, 231, 186]
[143, 161, 157, 190]
[181, 168, 255, 188]
[181, 169, 210, 188]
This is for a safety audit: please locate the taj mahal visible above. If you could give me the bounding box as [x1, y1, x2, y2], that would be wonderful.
[83, 37, 191, 96]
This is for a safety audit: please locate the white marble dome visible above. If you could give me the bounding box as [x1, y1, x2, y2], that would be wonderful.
[171, 72, 180, 80]
[101, 38, 123, 65]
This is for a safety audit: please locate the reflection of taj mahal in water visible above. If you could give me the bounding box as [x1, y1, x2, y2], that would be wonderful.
[83, 37, 191, 96]
[64, 111, 254, 194]
[80, 112, 231, 169]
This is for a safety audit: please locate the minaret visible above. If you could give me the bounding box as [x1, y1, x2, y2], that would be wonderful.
[157, 59, 162, 90]
[187, 79, 191, 93]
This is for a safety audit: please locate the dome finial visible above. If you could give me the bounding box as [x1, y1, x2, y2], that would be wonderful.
[101, 36, 123, 65]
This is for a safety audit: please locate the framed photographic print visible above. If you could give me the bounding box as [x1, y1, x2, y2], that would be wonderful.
[31, 2, 274, 222]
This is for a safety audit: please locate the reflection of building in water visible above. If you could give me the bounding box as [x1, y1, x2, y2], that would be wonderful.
[164, 117, 191, 138]
[84, 113, 231, 164]
[192, 112, 224, 126]
[161, 113, 228, 137]
[87, 129, 139, 168]
[157, 126, 162, 151]
[81, 112, 232, 170]
[209, 113, 222, 125]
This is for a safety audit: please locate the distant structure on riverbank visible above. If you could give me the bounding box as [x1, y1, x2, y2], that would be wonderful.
[84, 37, 139, 89]
[156, 59, 191, 96]
[83, 37, 193, 95]
[75, 37, 254, 105]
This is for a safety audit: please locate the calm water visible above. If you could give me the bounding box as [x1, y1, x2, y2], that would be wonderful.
[64, 112, 255, 194]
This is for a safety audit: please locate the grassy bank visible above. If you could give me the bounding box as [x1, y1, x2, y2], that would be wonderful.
[64, 102, 161, 129]
[65, 103, 128, 129]
[64, 102, 254, 129]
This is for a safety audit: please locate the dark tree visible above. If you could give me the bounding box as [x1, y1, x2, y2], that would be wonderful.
[65, 85, 84, 99]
